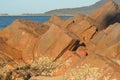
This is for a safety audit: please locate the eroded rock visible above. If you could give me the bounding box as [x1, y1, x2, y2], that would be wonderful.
[90, 0, 120, 30]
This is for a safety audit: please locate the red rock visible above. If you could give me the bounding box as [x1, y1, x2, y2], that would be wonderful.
[33, 24, 79, 60]
[0, 19, 50, 63]
[0, 37, 23, 67]
[53, 50, 81, 76]
[0, 1, 120, 79]
[87, 23, 120, 59]
[92, 23, 120, 49]
[68, 19, 97, 42]
[3, 19, 49, 39]
[44, 15, 66, 28]
[61, 13, 85, 28]
[4, 20, 49, 63]
[77, 50, 86, 57]
[100, 41, 120, 59]
[90, 0, 120, 30]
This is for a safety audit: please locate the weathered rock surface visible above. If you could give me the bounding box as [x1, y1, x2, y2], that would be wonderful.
[44, 15, 66, 28]
[67, 19, 97, 42]
[88, 23, 120, 58]
[33, 24, 79, 60]
[0, 0, 120, 80]
[0, 37, 23, 68]
[90, 0, 120, 30]
[0, 19, 50, 63]
[4, 19, 49, 37]
[61, 13, 85, 28]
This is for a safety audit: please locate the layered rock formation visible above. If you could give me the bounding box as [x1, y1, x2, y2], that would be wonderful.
[61, 13, 86, 28]
[90, 0, 120, 30]
[0, 0, 120, 80]
[0, 20, 50, 64]
[33, 24, 79, 60]
[87, 23, 120, 59]
[66, 17, 98, 42]
[44, 15, 67, 27]
[0, 37, 23, 67]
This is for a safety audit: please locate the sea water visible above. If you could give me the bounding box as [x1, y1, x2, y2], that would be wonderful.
[0, 16, 71, 29]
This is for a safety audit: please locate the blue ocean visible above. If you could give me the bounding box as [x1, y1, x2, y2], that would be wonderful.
[0, 16, 71, 29]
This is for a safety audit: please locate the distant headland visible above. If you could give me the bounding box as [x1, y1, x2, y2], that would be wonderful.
[0, 0, 120, 16]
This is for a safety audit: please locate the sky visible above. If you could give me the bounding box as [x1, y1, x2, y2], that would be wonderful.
[0, 0, 99, 14]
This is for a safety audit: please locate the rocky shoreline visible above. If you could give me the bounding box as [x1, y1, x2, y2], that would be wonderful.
[0, 0, 120, 80]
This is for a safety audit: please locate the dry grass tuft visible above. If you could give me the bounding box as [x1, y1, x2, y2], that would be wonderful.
[65, 64, 103, 80]
[31, 57, 71, 76]
[0, 56, 71, 80]
[65, 64, 118, 80]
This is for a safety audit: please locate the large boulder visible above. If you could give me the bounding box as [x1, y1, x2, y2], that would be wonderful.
[7, 29, 38, 63]
[33, 24, 79, 60]
[0, 37, 23, 68]
[100, 41, 120, 59]
[61, 13, 86, 28]
[87, 23, 120, 59]
[92, 23, 120, 50]
[44, 15, 67, 28]
[90, 0, 120, 30]
[67, 16, 99, 42]
[5, 19, 49, 63]
[2, 19, 49, 39]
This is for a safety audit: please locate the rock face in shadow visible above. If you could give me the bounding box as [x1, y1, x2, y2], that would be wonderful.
[0, 0, 120, 80]
[90, 0, 120, 30]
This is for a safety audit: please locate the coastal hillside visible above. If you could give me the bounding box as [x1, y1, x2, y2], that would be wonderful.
[44, 0, 120, 15]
